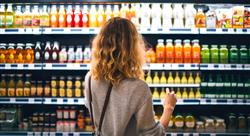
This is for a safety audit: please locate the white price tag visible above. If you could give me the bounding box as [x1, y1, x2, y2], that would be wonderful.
[236, 29, 243, 33]
[63, 132, 68, 136]
[68, 98, 74, 104]
[231, 83, 237, 87]
[171, 64, 178, 70]
[200, 99, 206, 104]
[17, 64, 23, 69]
[42, 132, 49, 136]
[228, 99, 233, 104]
[72, 63, 81, 69]
[172, 133, 177, 136]
[244, 64, 250, 70]
[5, 64, 11, 69]
[33, 28, 40, 34]
[210, 133, 216, 136]
[238, 99, 243, 103]
[193, 133, 199, 136]
[10, 98, 15, 103]
[29, 98, 35, 103]
[45, 63, 52, 69]
[165, 64, 171, 70]
[73, 132, 80, 136]
[236, 64, 243, 70]
[184, 64, 191, 70]
[211, 99, 217, 104]
[34, 132, 41, 136]
[177, 99, 184, 104]
[238, 83, 244, 87]
[183, 133, 189, 136]
[207, 83, 215, 87]
[27, 132, 33, 136]
[218, 64, 224, 70]
[27, 64, 35, 69]
[57, 98, 63, 104]
[44, 98, 51, 104]
[208, 64, 215, 70]
[245, 83, 250, 87]
[216, 83, 223, 87]
[26, 28, 33, 33]
[50, 132, 56, 136]
[224, 64, 231, 70]
[201, 82, 208, 87]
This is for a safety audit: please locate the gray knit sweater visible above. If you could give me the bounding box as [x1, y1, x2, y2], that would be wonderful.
[84, 72, 166, 136]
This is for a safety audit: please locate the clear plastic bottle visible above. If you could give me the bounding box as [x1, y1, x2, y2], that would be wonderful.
[173, 4, 184, 28]
[140, 3, 151, 29]
[83, 46, 91, 63]
[14, 5, 23, 28]
[97, 5, 105, 27]
[184, 4, 196, 28]
[151, 3, 162, 29]
[162, 4, 172, 28]
[59, 46, 67, 63]
[105, 5, 113, 22]
[66, 5, 74, 27]
[40, 5, 50, 27]
[82, 5, 89, 27]
[75, 46, 83, 63]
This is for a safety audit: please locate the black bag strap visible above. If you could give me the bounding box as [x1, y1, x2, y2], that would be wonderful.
[88, 76, 113, 134]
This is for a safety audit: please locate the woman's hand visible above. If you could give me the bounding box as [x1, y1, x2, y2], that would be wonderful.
[163, 88, 177, 111]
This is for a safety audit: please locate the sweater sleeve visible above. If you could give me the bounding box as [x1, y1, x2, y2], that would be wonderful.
[135, 84, 166, 136]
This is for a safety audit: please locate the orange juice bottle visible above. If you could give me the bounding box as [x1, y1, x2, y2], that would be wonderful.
[89, 5, 97, 27]
[32, 5, 40, 28]
[156, 39, 166, 63]
[23, 5, 32, 28]
[192, 39, 200, 63]
[146, 48, 156, 63]
[183, 39, 192, 63]
[195, 8, 206, 28]
[0, 44, 6, 63]
[174, 39, 183, 63]
[129, 4, 136, 21]
[165, 39, 174, 63]
[25, 43, 34, 63]
[58, 5, 66, 28]
[7, 44, 16, 63]
[105, 5, 113, 22]
[82, 5, 89, 27]
[66, 5, 74, 27]
[113, 5, 120, 18]
[16, 43, 24, 63]
[40, 5, 50, 27]
[14, 5, 23, 28]
[50, 5, 58, 27]
[97, 5, 105, 27]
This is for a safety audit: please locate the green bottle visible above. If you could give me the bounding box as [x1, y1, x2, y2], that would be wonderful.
[239, 45, 248, 64]
[210, 45, 219, 63]
[219, 45, 228, 64]
[201, 45, 210, 63]
[237, 75, 244, 99]
[229, 45, 239, 64]
[216, 74, 223, 98]
[208, 74, 215, 98]
[231, 75, 237, 99]
[224, 74, 231, 98]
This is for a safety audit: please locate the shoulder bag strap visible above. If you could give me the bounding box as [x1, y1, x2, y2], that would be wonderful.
[88, 76, 95, 130]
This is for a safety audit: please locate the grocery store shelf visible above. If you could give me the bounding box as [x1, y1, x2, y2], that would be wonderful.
[0, 28, 42, 35]
[43, 98, 85, 105]
[143, 63, 199, 70]
[139, 28, 199, 34]
[0, 64, 43, 70]
[165, 132, 250, 136]
[200, 64, 250, 70]
[200, 28, 250, 34]
[0, 131, 93, 136]
[148, 84, 200, 88]
[41, 28, 100, 34]
[0, 97, 43, 104]
[43, 63, 90, 70]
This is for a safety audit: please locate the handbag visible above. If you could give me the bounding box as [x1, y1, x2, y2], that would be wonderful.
[88, 76, 113, 136]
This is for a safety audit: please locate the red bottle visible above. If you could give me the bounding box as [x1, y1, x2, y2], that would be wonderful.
[66, 5, 74, 27]
[44, 42, 52, 63]
[52, 41, 60, 63]
[82, 5, 89, 27]
[74, 5, 82, 27]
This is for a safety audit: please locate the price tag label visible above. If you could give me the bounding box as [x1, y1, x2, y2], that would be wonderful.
[165, 64, 171, 70]
[183, 133, 189, 136]
[73, 132, 80, 136]
[184, 64, 191, 70]
[211, 99, 217, 104]
[44, 98, 51, 104]
[193, 133, 199, 136]
[10, 98, 15, 103]
[171, 133, 177, 136]
[29, 98, 35, 103]
[68, 98, 74, 104]
[33, 28, 40, 34]
[45, 63, 52, 69]
[238, 99, 243, 103]
[42, 132, 49, 136]
[207, 83, 215, 87]
[78, 98, 85, 104]
[50, 132, 56, 136]
[27, 132, 33, 136]
[26, 28, 33, 33]
[236, 64, 243, 70]
[177, 99, 184, 104]
[57, 98, 63, 104]
[5, 64, 11, 69]
[63, 132, 68, 136]
[171, 64, 179, 70]
[218, 64, 224, 70]
[224, 64, 231, 70]
[34, 132, 41, 136]
[73, 63, 81, 69]
[245, 83, 250, 87]
[201, 82, 208, 87]
[17, 64, 23, 69]
[208, 64, 215, 70]
[227, 99, 233, 104]
[210, 134, 216, 136]
[244, 64, 250, 70]
[238, 83, 244, 87]
[200, 99, 206, 104]
[236, 29, 243, 33]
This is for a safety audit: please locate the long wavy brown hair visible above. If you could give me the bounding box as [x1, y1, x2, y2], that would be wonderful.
[90, 17, 145, 86]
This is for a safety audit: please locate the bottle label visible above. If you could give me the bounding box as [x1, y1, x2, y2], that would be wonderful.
[185, 122, 195, 128]
[14, 15, 23, 27]
[40, 15, 50, 27]
[74, 15, 80, 25]
[175, 121, 184, 128]
[66, 15, 72, 24]
[44, 52, 50, 60]
[6, 15, 14, 27]
[23, 16, 32, 26]
[0, 15, 4, 27]
[35, 52, 40, 60]
[75, 52, 82, 61]
[82, 14, 88, 23]
[32, 16, 40, 27]
[52, 52, 57, 60]
[59, 15, 64, 24]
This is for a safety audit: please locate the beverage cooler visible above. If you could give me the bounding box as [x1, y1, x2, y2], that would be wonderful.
[0, 0, 250, 136]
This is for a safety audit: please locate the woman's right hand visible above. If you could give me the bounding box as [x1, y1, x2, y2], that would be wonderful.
[163, 88, 177, 111]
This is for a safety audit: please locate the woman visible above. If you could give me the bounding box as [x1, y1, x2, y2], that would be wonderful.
[84, 17, 177, 136]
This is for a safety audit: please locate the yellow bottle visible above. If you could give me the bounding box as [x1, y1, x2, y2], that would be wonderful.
[182, 88, 188, 99]
[153, 71, 160, 84]
[5, 4, 14, 28]
[174, 72, 181, 84]
[189, 88, 195, 99]
[0, 4, 5, 28]
[181, 72, 187, 84]
[168, 72, 174, 84]
[160, 88, 166, 99]
[152, 88, 160, 99]
[160, 71, 167, 84]
[195, 72, 201, 84]
[176, 88, 182, 98]
[188, 72, 194, 84]
[145, 72, 152, 84]
[195, 88, 201, 98]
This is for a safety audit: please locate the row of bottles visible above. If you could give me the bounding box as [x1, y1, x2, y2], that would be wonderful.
[201, 44, 250, 64]
[0, 74, 85, 98]
[146, 39, 200, 63]
[0, 42, 91, 63]
[145, 71, 201, 84]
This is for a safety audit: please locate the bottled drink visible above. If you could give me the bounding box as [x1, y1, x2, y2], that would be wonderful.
[97, 5, 105, 27]
[210, 45, 219, 63]
[16, 43, 24, 63]
[140, 4, 151, 29]
[7, 74, 15, 97]
[67, 46, 75, 63]
[23, 5, 32, 28]
[152, 88, 160, 99]
[153, 72, 160, 84]
[162, 4, 173, 28]
[34, 42, 42, 63]
[229, 45, 239, 64]
[0, 44, 6, 63]
[151, 3, 162, 29]
[32, 5, 40, 28]
[74, 5, 82, 27]
[7, 43, 16, 63]
[130, 4, 140, 28]
[192, 39, 200, 63]
[145, 72, 152, 84]
[146, 48, 156, 63]
[0, 4, 5, 28]
[75, 46, 83, 63]
[82, 5, 89, 27]
[195, 8, 206, 28]
[176, 88, 182, 98]
[181, 72, 187, 84]
[59, 46, 67, 63]
[16, 74, 24, 97]
[83, 46, 91, 63]
[5, 4, 14, 28]
[24, 74, 31, 97]
[183, 39, 192, 63]
[50, 5, 58, 27]
[168, 72, 174, 84]
[105, 5, 113, 22]
[40, 5, 50, 27]
[156, 39, 165, 63]
[182, 88, 188, 98]
[174, 39, 183, 63]
[66, 5, 74, 27]
[166, 39, 174, 63]
[0, 74, 7, 96]
[44, 42, 52, 63]
[160, 88, 166, 99]
[58, 5, 66, 28]
[52, 41, 60, 63]
[174, 72, 181, 84]
[219, 45, 229, 63]
[201, 45, 210, 63]
[89, 5, 97, 27]
[77, 110, 85, 130]
[160, 72, 167, 84]
[113, 5, 119, 18]
[189, 88, 195, 98]
[187, 72, 194, 84]
[184, 4, 196, 28]
[25, 43, 34, 63]
[239, 45, 248, 64]
[14, 5, 23, 28]
[195, 72, 201, 84]
[173, 4, 184, 28]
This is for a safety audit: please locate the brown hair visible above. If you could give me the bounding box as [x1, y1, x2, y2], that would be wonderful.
[90, 17, 145, 86]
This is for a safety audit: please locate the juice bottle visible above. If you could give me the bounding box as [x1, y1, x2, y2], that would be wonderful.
[23, 5, 32, 28]
[5, 4, 14, 28]
[151, 3, 162, 29]
[119, 4, 129, 19]
[156, 39, 165, 63]
[210, 45, 219, 63]
[68, 46, 75, 63]
[40, 5, 50, 27]
[0, 4, 5, 28]
[174, 39, 183, 63]
[105, 5, 113, 22]
[7, 44, 16, 63]
[184, 4, 196, 28]
[16, 74, 24, 97]
[192, 40, 200, 63]
[59, 46, 67, 63]
[25, 43, 34, 63]
[188, 72, 194, 84]
[195, 72, 201, 84]
[24, 74, 31, 97]
[145, 72, 152, 84]
[50, 5, 58, 27]
[189, 88, 195, 99]
[183, 39, 192, 63]
[239, 45, 248, 64]
[168, 72, 174, 84]
[52, 41, 60, 63]
[201, 45, 210, 63]
[89, 5, 97, 27]
[7, 74, 15, 97]
[34, 42, 42, 63]
[181, 72, 187, 84]
[162, 4, 172, 28]
[195, 8, 206, 28]
[16, 43, 24, 63]
[195, 88, 201, 98]
[58, 5, 66, 28]
[97, 5, 105, 27]
[75, 45, 83, 63]
[66, 5, 74, 27]
[83, 46, 91, 63]
[74, 5, 82, 27]
[224, 74, 231, 98]
[173, 4, 184, 28]
[152, 88, 160, 99]
[32, 5, 40, 28]
[176, 88, 182, 98]
[82, 5, 89, 27]
[131, 3, 140, 28]
[160, 72, 167, 84]
[153, 71, 160, 84]
[0, 44, 6, 63]
[14, 5, 23, 28]
[146, 48, 156, 63]
[113, 5, 119, 18]
[174, 72, 181, 84]
[160, 88, 166, 99]
[0, 74, 6, 96]
[219, 45, 229, 64]
[182, 88, 188, 98]
[229, 45, 239, 64]
[44, 41, 52, 63]
[77, 110, 85, 130]
[140, 4, 151, 29]
[166, 39, 174, 63]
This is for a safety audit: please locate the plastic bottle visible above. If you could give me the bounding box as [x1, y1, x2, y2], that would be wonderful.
[145, 72, 152, 84]
[0, 4, 5, 28]
[75, 45, 83, 63]
[156, 39, 165, 63]
[0, 74, 6, 96]
[160, 88, 166, 99]
[201, 45, 210, 63]
[184, 4, 196, 28]
[145, 48, 156, 63]
[152, 88, 160, 99]
[32, 5, 40, 28]
[113, 5, 119, 18]
[181, 72, 187, 84]
[89, 5, 97, 27]
[174, 72, 181, 84]
[83, 46, 91, 63]
[23, 5, 32, 28]
[0, 44, 6, 63]
[50, 5, 58, 27]
[151, 3, 162, 29]
[74, 5, 82, 27]
[153, 72, 160, 84]
[168, 72, 174, 84]
[25, 43, 34, 63]
[183, 39, 192, 63]
[44, 42, 52, 63]
[219, 45, 229, 63]
[195, 72, 201, 84]
[40, 5, 50, 27]
[195, 88, 201, 98]
[67, 46, 75, 63]
[239, 45, 248, 64]
[173, 4, 184, 28]
[174, 39, 183, 63]
[97, 5, 105, 27]
[77, 110, 85, 130]
[162, 4, 173, 28]
[34, 42, 42, 63]
[16, 43, 24, 63]
[140, 4, 151, 29]
[189, 88, 195, 98]
[58, 5, 66, 28]
[82, 5, 89, 27]
[210, 45, 219, 63]
[5, 4, 14, 28]
[16, 74, 24, 97]
[14, 5, 23, 28]
[192, 39, 200, 63]
[176, 88, 182, 98]
[160, 71, 167, 84]
[182, 88, 188, 98]
[52, 41, 60, 63]
[166, 39, 174, 63]
[59, 46, 67, 63]
[105, 5, 113, 22]
[130, 4, 140, 28]
[229, 45, 239, 64]
[6, 44, 16, 63]
[66, 5, 74, 27]
[195, 8, 206, 28]
[188, 72, 194, 84]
